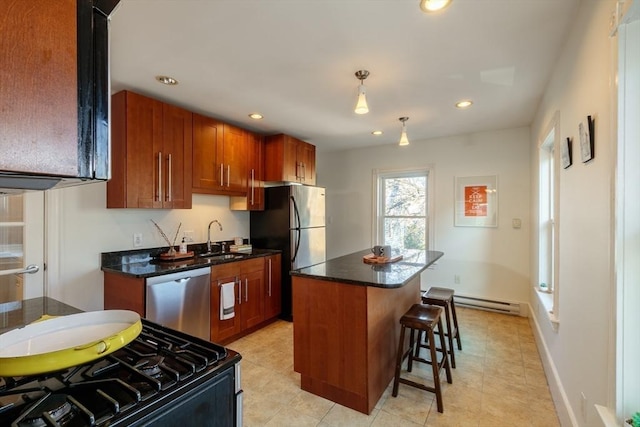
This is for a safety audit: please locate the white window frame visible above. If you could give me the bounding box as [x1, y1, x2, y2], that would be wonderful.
[536, 113, 560, 327]
[372, 167, 435, 251]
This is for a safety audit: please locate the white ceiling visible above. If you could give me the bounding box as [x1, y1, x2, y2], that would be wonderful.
[109, 0, 579, 153]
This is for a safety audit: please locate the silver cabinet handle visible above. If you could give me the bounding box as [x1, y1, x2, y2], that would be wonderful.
[236, 277, 241, 304]
[0, 264, 39, 277]
[267, 258, 272, 297]
[227, 165, 231, 187]
[250, 169, 255, 205]
[220, 163, 224, 187]
[167, 153, 172, 202]
[157, 151, 162, 202]
[244, 278, 248, 302]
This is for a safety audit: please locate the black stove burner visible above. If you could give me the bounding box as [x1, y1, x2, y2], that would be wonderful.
[137, 356, 164, 378]
[15, 394, 77, 427]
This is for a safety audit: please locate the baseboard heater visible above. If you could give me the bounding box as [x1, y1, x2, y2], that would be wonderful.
[453, 294, 522, 316]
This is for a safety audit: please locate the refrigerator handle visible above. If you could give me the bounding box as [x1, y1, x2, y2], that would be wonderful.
[290, 195, 302, 264]
[291, 228, 301, 264]
[290, 195, 301, 230]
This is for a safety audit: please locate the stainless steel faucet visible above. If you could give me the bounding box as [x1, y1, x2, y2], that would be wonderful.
[207, 220, 223, 252]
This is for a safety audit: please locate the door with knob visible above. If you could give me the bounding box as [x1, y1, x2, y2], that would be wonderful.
[0, 192, 44, 304]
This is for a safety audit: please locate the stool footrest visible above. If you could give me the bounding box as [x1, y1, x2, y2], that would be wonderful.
[398, 378, 437, 394]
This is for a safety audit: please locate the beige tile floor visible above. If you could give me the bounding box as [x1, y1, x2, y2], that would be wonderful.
[227, 307, 560, 426]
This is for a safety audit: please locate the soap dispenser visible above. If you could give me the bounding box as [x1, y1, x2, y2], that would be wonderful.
[179, 238, 188, 254]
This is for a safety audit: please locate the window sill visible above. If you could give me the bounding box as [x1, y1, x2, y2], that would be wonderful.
[535, 287, 559, 331]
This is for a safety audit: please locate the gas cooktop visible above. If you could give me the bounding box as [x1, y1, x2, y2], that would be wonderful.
[0, 319, 241, 427]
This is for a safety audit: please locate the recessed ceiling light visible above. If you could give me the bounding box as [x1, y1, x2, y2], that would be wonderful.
[420, 0, 452, 13]
[371, 130, 383, 136]
[455, 100, 473, 109]
[248, 113, 264, 120]
[155, 75, 178, 85]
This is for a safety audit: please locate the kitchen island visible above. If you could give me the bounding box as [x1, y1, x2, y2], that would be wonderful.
[290, 249, 443, 414]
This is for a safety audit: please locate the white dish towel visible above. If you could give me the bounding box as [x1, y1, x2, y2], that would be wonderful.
[220, 282, 236, 320]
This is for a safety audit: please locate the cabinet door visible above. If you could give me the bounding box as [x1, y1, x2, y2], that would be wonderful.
[230, 132, 264, 211]
[297, 140, 316, 185]
[221, 124, 248, 193]
[0, 0, 78, 176]
[192, 113, 222, 192]
[264, 254, 282, 319]
[211, 274, 242, 343]
[240, 269, 265, 330]
[108, 91, 163, 208]
[162, 104, 192, 208]
[282, 135, 300, 182]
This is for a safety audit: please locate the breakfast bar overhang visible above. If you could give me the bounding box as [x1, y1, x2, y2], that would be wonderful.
[290, 249, 444, 414]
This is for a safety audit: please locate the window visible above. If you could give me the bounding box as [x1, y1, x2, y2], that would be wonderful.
[537, 115, 560, 325]
[539, 130, 555, 293]
[374, 168, 432, 252]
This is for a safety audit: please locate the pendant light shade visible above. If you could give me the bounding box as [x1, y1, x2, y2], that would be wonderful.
[398, 117, 410, 146]
[354, 70, 370, 114]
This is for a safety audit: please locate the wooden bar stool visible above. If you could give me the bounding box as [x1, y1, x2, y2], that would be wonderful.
[421, 287, 462, 368]
[392, 303, 452, 413]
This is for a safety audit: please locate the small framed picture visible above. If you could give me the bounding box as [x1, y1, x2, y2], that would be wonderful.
[561, 137, 572, 169]
[579, 115, 594, 163]
[454, 175, 498, 227]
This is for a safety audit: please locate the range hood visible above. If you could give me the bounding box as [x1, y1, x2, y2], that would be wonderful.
[0, 0, 119, 194]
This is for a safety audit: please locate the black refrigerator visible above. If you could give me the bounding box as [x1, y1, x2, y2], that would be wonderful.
[250, 185, 326, 320]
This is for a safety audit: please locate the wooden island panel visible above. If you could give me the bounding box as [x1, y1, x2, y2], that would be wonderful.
[293, 275, 420, 414]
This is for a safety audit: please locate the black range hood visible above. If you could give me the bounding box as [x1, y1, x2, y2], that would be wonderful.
[0, 0, 121, 193]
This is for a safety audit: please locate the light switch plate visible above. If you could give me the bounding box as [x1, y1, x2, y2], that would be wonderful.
[512, 218, 522, 229]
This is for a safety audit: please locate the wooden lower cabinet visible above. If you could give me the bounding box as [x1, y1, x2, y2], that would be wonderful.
[103, 272, 145, 316]
[210, 257, 265, 343]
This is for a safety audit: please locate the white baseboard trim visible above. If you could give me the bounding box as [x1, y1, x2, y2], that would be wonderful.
[526, 302, 580, 426]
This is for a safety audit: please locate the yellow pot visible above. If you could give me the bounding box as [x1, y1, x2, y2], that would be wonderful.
[0, 310, 142, 376]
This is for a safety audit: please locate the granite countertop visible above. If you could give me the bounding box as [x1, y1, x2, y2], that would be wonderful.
[101, 245, 281, 279]
[290, 249, 444, 288]
[0, 297, 82, 334]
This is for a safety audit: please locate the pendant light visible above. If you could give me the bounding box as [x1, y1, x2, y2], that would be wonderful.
[354, 70, 370, 114]
[398, 117, 410, 146]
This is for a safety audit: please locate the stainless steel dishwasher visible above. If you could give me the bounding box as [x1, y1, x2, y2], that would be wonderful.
[145, 267, 211, 341]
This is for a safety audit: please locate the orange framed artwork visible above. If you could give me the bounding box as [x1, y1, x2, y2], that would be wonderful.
[454, 175, 498, 227]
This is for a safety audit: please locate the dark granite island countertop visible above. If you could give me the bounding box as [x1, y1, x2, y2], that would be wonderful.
[290, 249, 444, 287]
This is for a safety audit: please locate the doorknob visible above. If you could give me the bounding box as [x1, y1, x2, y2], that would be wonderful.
[0, 264, 40, 277]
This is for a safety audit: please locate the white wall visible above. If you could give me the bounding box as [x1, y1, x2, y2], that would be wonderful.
[528, 0, 615, 426]
[317, 126, 531, 305]
[46, 182, 250, 311]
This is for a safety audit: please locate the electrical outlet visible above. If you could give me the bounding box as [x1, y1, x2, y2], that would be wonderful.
[454, 275, 461, 284]
[183, 230, 194, 242]
[133, 233, 143, 247]
[581, 392, 587, 421]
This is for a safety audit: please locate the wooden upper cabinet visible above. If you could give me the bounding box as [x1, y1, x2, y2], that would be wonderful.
[230, 131, 264, 211]
[264, 134, 316, 185]
[222, 124, 249, 193]
[107, 90, 192, 209]
[192, 113, 222, 191]
[0, 0, 77, 176]
[192, 115, 248, 195]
